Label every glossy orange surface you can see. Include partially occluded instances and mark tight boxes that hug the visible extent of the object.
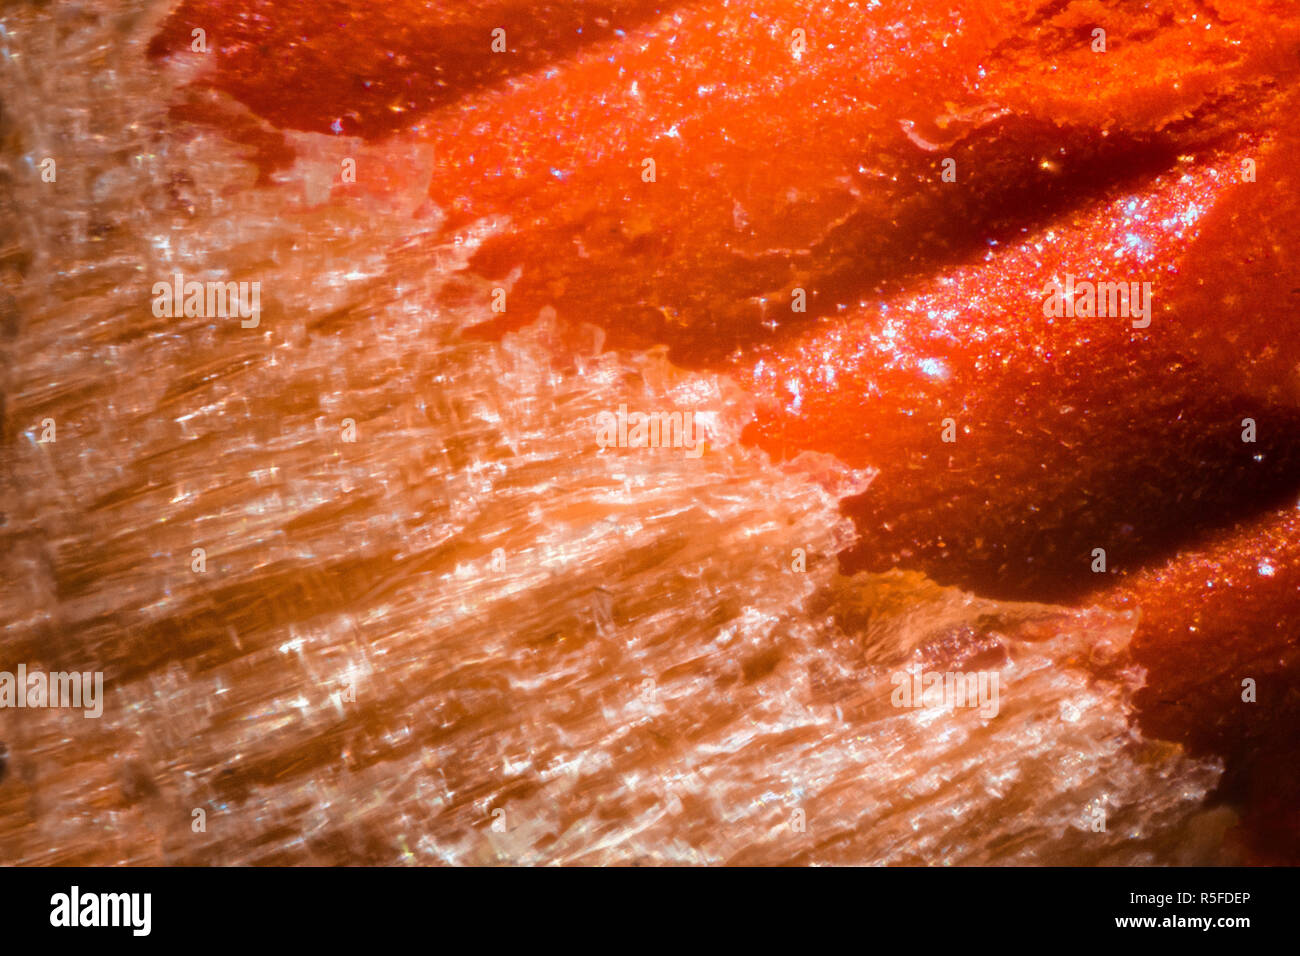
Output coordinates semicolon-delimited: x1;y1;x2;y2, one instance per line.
739;137;1300;603
1110;503;1300;863
152;2;1300;363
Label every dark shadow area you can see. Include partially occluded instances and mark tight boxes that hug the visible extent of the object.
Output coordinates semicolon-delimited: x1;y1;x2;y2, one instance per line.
836;352;1300;606
148;0;692;139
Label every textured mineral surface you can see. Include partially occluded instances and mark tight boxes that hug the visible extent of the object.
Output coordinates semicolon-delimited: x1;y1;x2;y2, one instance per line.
1;0;1296;864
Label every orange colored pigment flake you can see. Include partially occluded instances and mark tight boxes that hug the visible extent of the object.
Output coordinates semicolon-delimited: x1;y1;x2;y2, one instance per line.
148;1;1300;363
1159;124;1300;406
427;0;1300;363
739;138;1300;604
1107;505;1300;862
